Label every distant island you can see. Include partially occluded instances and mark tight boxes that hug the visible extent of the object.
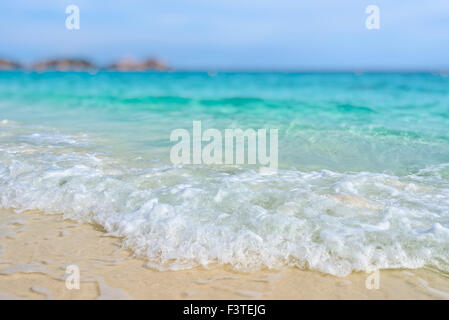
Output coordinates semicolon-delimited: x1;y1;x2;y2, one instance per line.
0;57;170;72
107;58;169;71
31;58;95;72
0;59;22;70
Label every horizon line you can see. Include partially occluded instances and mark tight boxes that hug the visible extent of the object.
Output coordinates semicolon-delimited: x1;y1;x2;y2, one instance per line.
1;69;449;74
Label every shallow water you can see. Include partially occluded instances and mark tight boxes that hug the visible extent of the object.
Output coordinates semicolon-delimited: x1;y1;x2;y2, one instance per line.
0;72;448;276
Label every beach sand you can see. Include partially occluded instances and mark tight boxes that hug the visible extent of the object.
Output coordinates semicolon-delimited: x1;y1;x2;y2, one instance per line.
0;208;448;300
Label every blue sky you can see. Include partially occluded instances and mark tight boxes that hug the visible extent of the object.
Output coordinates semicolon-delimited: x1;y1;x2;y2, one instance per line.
1;0;448;70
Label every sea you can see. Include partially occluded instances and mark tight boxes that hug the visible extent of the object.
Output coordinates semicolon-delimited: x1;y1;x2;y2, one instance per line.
0;71;448;276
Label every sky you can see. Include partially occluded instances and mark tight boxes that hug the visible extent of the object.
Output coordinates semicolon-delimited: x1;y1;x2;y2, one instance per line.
1;0;449;71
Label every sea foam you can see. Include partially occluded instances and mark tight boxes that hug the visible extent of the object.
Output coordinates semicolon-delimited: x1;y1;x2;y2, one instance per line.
1;128;449;276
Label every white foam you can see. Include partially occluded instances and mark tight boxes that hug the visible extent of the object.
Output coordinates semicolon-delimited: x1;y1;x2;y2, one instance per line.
195;275;240;284
417;278;449;299
0;129;449;276
0;292;21;300
94;277;132;300
30;285;53;300
0;263;49;275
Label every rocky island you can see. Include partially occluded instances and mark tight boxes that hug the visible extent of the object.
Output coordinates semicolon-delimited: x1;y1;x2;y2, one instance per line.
0;59;22;70
30;58;97;72
0;57;170;72
107;58;169;71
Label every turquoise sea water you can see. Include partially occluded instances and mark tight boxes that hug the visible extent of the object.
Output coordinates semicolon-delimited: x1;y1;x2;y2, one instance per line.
0;72;448;275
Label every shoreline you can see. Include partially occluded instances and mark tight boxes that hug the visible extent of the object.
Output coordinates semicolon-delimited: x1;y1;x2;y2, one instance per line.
1;209;449;299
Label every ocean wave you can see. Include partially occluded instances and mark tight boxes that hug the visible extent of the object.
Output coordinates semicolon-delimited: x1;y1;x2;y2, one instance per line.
0;129;449;276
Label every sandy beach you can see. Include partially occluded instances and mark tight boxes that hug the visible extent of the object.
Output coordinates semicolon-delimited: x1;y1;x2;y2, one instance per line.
1;208;448;300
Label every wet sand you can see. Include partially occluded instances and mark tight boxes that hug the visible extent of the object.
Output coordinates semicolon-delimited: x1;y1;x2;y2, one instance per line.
0;209;448;300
